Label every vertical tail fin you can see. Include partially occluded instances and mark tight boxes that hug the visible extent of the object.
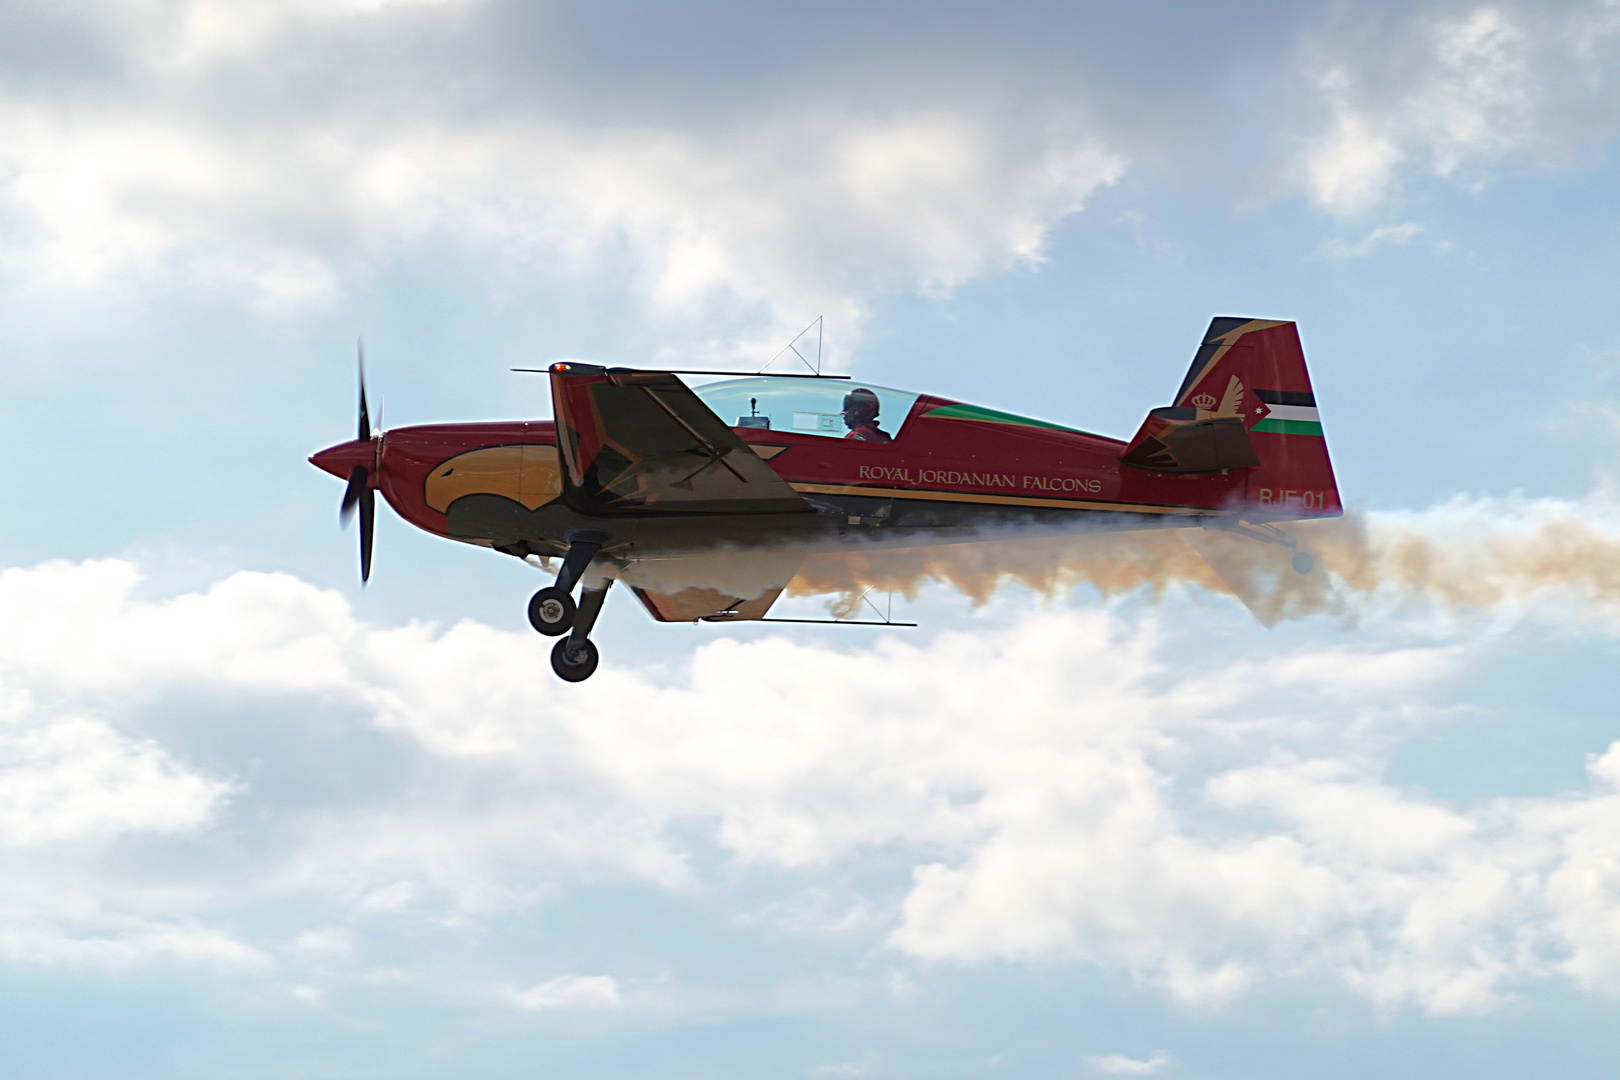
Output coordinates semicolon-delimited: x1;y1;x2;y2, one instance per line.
1180;318;1339;518
1123;318;1341;518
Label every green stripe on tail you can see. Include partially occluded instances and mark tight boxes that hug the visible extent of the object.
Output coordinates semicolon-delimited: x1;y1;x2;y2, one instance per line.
1251;418;1324;435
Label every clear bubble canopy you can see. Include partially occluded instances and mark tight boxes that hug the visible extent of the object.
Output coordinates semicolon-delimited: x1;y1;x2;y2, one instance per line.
690;376;921;438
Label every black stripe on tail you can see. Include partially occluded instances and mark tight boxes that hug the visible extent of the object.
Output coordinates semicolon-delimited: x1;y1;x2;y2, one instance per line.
1254;389;1316;407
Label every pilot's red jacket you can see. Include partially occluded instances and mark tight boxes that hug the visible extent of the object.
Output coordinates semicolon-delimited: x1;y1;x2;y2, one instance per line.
844;424;891;443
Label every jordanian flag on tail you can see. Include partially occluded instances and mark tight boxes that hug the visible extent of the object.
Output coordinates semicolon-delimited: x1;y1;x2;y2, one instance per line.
1250;389;1322;435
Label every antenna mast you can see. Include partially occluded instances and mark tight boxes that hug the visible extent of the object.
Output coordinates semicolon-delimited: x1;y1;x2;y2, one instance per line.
760;316;824;376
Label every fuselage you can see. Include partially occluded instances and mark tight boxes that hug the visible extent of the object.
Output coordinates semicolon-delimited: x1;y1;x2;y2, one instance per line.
312;380;1337;566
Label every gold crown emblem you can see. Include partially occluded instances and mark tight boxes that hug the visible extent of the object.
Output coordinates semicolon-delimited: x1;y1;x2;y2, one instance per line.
1190;393;1217;410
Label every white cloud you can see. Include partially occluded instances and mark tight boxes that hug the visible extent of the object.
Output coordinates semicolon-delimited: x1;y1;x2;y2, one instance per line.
739;889;881;935
0;919;271;970
1089;1051;1171;1075
0;3;1124;346
3;523;1620;1010
289;984;324;1006
6;0;1618;333
0;102;1122;335
1300;107;1407;215
291;927;353;958
159;0;475;71
1297;3;1620;213
509;974;622;1011
1208;759;1475;865
361;966;416;985
0;714;232;847
804;1062;873;1077
1315;222;1423;259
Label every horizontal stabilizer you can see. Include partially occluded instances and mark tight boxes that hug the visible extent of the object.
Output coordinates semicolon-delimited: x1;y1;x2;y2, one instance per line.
1121;408;1259;473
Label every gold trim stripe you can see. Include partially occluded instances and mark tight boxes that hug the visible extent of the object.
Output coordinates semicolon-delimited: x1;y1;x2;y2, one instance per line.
788;482;1224;516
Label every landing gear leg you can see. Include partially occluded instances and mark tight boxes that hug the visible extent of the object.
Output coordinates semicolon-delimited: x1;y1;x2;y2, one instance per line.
552;579;611;683
527;539;601;636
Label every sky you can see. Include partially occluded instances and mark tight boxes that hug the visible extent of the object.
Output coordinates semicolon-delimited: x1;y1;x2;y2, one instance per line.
3;1;1620;1077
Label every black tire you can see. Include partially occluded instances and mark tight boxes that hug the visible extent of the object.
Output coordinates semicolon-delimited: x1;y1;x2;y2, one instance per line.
1291;550;1314;575
551;637;599;682
528;587;576;636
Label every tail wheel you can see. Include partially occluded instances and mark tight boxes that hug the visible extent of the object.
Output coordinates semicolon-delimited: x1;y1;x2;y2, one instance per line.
1292;551;1314;574
551;638;599;682
529;587;576;636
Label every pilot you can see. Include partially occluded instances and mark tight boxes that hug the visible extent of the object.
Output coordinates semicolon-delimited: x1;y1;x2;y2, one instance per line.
842;388;891;443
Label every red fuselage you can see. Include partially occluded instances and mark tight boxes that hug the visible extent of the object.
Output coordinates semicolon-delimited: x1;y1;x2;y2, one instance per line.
312;386;1337;563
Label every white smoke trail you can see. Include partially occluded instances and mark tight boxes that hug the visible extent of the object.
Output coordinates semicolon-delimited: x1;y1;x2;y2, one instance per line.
786;497;1620;626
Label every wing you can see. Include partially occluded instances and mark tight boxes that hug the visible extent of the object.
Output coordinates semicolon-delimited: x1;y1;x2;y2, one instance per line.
549;363;813;516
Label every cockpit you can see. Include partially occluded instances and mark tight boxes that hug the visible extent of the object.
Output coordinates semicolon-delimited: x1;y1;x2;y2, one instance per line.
691;377;921;441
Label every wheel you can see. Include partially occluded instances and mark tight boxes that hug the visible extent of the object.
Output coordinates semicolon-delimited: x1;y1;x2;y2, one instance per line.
551;637;599;682
528;587;576;636
1291;550;1314;575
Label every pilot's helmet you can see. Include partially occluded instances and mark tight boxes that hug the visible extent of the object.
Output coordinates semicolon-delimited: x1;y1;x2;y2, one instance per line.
842;388;880;422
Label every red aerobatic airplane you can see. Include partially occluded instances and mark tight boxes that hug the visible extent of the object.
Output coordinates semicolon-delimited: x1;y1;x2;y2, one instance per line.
311;317;1340;681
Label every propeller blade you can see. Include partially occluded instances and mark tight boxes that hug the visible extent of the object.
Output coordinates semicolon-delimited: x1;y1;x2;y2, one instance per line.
359;486;375;583
340;464;366;526
342;340;377;583
357;338;372;441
